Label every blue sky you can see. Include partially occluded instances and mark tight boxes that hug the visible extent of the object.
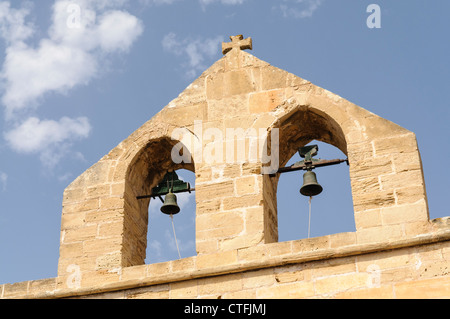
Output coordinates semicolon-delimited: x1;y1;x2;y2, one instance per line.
0;0;449;285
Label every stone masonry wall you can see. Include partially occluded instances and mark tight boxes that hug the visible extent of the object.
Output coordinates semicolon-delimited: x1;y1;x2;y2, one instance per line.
1;36;449;299
2;219;450;298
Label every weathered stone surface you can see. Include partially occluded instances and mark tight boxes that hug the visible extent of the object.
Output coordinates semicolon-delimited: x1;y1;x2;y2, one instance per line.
3;34;447;300
249;89;286;114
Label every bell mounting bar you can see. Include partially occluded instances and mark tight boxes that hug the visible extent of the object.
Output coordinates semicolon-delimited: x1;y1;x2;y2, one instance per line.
271;158;348;177
136;171;195;202
136;188;195;202
269;145;349;177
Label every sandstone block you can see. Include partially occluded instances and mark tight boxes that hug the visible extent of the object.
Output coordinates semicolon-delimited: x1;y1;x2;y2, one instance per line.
197;221;244;241
196;199;221;215
235;176;257;196
196;250;238;270
314;273;369;295
28;278;57;298
121;265;146;282
354;209;382;229
170;280;198;298
356;224;403;244
83;237;123;255
220;231;264;251
249;89;285;113
335;285;394;299
196;239;218;255
260;67;289;90
59;242;83;259
292;236;330;253
63;199;99;214
274;265;308;284
222;288;257;299
395;186;427;206
381;202;428;225
256;281;315;298
197;211;243;232
329;232;357;248
242;268;275;289
98;221;124;238
379;170;424;190
147;261;171;277
2;282;28;299
311;256;357;279
373;133;418;156
63;225;97;243
197;273;242;297
222;194;263;210
353;190;396;212
394;276;450;299
350;156;393;179
350;176;381;194
196;180;234;200
125;284;169;299
95;252;122;270
87;185;110;199
61;212;87;229
100;197;124;211
206;69;256;100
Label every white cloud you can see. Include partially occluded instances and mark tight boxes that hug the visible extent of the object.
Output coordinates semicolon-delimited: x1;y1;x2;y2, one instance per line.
0;1;34;44
140;0;245;7
0;0;144;118
162;32;223;78
2;41;98;116
96;11;143;52
139;0;181;5
4;116;92;167
148;239;163;259
278;0;323;19
199;0;246;5
0;1;143;167
0;171;7;191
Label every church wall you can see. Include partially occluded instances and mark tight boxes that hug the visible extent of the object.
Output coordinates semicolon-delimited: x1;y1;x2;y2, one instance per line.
2;220;449;298
2;36;448;299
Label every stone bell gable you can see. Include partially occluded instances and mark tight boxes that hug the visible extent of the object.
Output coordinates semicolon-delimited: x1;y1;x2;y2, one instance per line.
2;35;449;299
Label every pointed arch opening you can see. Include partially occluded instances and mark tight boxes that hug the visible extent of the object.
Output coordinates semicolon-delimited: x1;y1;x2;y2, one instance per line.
265;104;355;243
277;140;354;241
124;136;196;267
146;168;196;264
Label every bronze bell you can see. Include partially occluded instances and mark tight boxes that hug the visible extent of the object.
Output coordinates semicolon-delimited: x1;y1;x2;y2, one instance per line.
160;190;181;215
300;170;323;197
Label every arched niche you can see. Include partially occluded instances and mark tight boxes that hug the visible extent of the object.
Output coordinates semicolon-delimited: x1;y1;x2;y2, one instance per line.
123;136;195;267
277;140;354;241
260;88;429;246
261;102;350;243
146;168;197;264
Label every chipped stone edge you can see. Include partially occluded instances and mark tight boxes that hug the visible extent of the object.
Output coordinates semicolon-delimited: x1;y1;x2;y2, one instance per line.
8;227;450;299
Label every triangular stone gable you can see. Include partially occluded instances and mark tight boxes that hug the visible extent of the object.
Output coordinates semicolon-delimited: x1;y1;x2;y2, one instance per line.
58;36;429;285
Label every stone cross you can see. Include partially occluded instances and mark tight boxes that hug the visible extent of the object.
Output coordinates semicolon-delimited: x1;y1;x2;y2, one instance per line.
222;35;253;55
